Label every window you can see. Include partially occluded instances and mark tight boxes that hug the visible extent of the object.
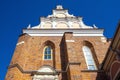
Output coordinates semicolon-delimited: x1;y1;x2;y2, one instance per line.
44;46;52;60
83;46;97;70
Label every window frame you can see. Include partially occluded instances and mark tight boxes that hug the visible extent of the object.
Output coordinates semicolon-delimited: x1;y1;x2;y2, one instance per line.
43;46;53;60
82;46;97;70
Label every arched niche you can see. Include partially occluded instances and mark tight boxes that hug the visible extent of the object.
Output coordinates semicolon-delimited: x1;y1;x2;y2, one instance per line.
72;22;80;28
43;22;52;28
33;66;59;80
56;22;68;28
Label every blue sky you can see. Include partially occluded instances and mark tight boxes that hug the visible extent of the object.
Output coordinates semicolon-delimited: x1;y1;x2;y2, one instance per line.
0;0;120;79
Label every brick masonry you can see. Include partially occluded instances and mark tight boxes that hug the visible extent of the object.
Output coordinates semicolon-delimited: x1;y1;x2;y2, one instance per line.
5;32;110;80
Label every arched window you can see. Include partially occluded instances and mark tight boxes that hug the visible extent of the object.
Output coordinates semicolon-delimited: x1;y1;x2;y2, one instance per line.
44;46;52;60
83;46;97;70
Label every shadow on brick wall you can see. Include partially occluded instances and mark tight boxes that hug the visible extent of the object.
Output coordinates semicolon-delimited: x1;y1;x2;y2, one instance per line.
96;71;109;80
60;37;68;80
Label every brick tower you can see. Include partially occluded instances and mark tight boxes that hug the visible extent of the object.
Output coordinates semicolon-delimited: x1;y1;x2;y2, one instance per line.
5;5;110;80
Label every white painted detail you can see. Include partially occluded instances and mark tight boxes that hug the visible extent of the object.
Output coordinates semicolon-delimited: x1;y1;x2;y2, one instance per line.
40;22;45;28
68;21;73;28
33;66;59;80
101;37;107;42
66;40;75;42
52;21;57;28
38;67;53;72
33;75;58;80
31;25;40;29
27;24;31;29
16;41;24;46
93;24;98;28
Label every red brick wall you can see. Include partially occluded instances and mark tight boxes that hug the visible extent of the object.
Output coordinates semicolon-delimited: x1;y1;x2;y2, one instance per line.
5;33;110;80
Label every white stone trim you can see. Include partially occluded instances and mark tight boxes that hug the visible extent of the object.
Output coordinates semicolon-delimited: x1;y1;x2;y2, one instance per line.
66;40;75;42
23;29;103;34
38;67;54;73
27;33;103;36
16;41;24;46
33;75;59;80
28;33;63;36
73;33;103;36
33;66;59;80
23;29;104;37
101;37;107;43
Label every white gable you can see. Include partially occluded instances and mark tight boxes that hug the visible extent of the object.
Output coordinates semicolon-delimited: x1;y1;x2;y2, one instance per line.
24;5;104;37
27;5;96;29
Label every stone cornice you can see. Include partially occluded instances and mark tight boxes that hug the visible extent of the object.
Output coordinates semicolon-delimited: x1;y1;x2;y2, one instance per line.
23;28;104;37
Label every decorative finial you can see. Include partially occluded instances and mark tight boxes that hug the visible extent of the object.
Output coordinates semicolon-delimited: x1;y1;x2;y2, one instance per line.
56;5;63;9
27;24;31;29
93;24;98;28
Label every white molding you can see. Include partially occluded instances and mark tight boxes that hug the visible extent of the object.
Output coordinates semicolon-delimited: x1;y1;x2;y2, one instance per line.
66;40;75;42
33;66;59;80
16;41;24;46
101;37;107;43
23;29;104;37
28;33;63;36
33;75;58;80
73;33;103;36
27;33;103;36
38;67;54;72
